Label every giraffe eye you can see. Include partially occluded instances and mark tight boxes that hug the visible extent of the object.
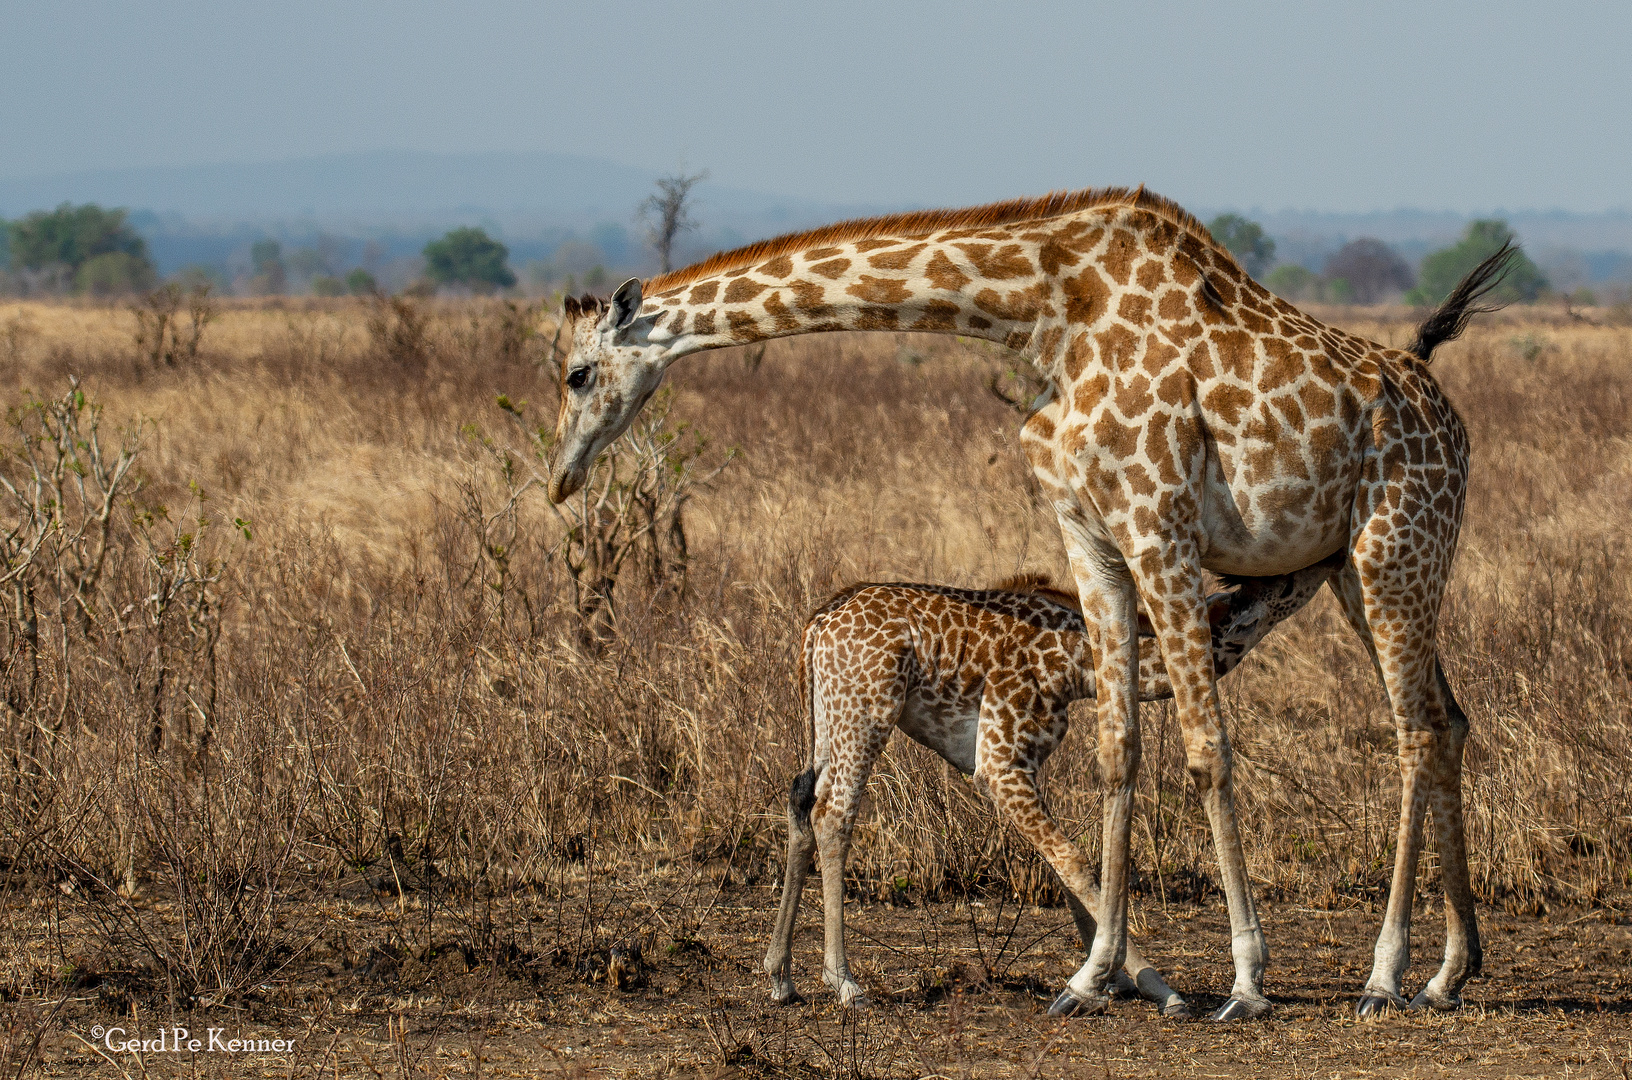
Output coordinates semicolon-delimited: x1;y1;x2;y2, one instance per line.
566;367;590;390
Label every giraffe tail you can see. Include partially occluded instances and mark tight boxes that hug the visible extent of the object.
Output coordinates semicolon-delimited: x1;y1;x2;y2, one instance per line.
1409;241;1522;362
788;613;823;838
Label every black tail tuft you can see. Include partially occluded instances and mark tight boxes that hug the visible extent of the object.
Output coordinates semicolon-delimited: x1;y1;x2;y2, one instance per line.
788;768;817;832
1408;242;1520;363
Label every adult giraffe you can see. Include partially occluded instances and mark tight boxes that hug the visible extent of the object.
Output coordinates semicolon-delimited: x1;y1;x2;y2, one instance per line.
546;187;1512;1020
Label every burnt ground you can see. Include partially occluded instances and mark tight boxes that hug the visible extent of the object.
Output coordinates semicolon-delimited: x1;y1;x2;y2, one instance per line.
10;877;1632;1079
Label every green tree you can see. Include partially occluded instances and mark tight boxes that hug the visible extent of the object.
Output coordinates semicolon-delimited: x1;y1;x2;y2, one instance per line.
1208;213;1276;278
423;227;516;292
5;203;155;293
345;267;378;296
1265;263;1318;301
1406;220;1547;305
77;252;156;296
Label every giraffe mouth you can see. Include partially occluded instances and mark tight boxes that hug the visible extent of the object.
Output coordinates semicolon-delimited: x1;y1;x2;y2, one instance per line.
548;462;587;504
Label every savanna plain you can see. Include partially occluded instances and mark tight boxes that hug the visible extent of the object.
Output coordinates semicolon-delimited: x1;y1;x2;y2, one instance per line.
0;295;1629;1078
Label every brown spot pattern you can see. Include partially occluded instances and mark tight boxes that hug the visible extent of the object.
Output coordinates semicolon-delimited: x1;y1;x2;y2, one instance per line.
724;278;769;303
868;243;927;270
925;251;971;292
846;275;913;304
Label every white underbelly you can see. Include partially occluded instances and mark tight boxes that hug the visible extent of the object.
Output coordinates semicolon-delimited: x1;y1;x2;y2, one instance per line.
1198;458;1351;576
897;692;978;775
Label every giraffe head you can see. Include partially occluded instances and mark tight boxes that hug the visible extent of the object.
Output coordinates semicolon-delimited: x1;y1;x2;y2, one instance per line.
548;278;664;502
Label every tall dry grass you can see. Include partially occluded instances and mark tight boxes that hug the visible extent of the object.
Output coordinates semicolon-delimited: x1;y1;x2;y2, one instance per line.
0;295;1627;1003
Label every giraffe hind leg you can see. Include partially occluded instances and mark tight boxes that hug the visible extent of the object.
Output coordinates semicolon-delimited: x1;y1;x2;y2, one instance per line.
764;766;819;1003
1408;658;1481;1011
1333;555;1478;1017
812;706;894;1008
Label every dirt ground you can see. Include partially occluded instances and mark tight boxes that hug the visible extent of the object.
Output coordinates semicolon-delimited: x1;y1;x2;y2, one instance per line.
14;877;1632;1079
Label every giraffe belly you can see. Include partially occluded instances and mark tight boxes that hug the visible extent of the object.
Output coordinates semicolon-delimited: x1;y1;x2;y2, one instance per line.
1198;465;1351;576
897;691;978;775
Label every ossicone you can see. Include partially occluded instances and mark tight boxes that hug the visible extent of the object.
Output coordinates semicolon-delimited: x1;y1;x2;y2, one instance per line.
561;293;611;322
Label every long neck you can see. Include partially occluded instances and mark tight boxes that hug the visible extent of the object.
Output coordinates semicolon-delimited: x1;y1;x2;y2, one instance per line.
633;228;1079;361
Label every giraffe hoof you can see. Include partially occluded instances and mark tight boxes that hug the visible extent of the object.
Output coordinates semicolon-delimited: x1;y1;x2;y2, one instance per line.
1408;987;1462;1012
1356;990;1409;1017
770;985;804;1006
1210;995;1271;1021
1160;999;1195;1021
1047;988;1109;1017
838;986;871;1010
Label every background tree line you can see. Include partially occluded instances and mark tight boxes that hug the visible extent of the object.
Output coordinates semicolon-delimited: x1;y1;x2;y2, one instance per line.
0;195;1561;307
1210;213;1549;306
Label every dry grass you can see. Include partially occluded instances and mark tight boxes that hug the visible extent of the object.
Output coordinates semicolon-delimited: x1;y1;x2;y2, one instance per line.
0;295;1628;1075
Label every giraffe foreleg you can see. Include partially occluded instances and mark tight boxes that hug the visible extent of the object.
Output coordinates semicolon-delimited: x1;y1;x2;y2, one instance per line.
975;731;1192;1019
1140;557;1271;1021
1051;526;1144;1014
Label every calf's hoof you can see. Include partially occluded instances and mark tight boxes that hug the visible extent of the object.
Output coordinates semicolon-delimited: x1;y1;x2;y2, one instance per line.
1408;986;1462;1012
1047;988;1109;1018
1109;970;1142;1000
1356;989;1409;1018
1211;994;1271;1021
1160;998;1195;1020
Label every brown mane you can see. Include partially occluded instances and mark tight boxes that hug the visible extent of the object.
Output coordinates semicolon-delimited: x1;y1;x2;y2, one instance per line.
643;185;1222;296
994;573;1164;636
992;572;1082;613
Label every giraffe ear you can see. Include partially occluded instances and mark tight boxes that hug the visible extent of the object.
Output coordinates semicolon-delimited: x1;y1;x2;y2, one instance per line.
607;278;644;331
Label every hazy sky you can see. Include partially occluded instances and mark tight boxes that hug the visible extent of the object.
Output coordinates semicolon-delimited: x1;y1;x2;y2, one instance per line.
3;0;1627;213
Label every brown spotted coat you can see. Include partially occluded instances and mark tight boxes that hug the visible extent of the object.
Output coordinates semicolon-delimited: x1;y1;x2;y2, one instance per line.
765;558;1338;1011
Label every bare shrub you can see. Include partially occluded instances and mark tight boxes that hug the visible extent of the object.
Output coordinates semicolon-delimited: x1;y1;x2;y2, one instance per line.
471;385;737;645
132;283;217;368
0;379;141;753
365;292;431;377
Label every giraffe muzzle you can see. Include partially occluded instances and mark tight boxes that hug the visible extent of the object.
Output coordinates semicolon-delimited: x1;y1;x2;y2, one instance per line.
548;461;587;503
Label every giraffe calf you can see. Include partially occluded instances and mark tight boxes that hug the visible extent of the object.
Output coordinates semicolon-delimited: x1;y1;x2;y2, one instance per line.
764;553;1342;1015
